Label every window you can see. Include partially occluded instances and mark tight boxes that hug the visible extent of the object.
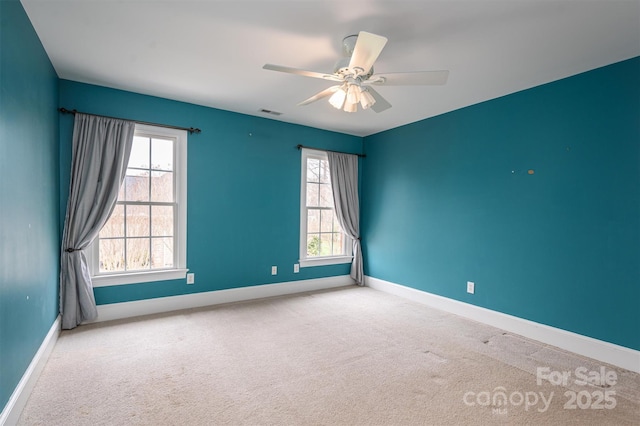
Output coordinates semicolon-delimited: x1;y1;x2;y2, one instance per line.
89;124;187;286
299;148;352;267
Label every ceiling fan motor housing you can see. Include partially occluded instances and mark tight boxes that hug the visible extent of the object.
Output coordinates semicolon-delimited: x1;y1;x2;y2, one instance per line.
333;58;373;81
334;34;374;81
341;34;358;56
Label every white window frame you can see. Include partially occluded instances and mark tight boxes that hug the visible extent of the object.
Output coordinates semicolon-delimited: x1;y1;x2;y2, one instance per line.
299;148;352;268
88;124;188;287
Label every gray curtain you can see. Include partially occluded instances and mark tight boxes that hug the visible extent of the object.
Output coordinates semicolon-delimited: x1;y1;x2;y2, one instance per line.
60;113;135;329
327;151;363;285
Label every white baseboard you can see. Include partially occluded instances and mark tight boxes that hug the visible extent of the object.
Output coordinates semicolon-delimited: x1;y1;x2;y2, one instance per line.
1;315;61;426
365;276;640;374
91;275;355;323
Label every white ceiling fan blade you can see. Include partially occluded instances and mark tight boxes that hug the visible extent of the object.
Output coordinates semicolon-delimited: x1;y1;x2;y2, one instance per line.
298;86;342;106
263;64;342;81
348;31;388;75
367;87;392;113
369;70;449;86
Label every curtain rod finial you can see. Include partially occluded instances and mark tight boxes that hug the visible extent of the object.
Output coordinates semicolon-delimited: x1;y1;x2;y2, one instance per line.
58;107;77;115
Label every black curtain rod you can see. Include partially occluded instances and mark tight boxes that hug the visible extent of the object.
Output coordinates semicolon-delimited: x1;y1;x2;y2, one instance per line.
297;144;366;158
58;108;201;134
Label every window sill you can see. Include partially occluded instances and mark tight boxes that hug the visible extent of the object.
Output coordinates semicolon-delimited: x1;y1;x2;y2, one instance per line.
299;256;353;268
91;268;188;287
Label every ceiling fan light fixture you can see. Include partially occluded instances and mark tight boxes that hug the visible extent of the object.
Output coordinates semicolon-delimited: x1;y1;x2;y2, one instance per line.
343;100;358;113
328;87;347;109
359;87;376;110
346;84;361;105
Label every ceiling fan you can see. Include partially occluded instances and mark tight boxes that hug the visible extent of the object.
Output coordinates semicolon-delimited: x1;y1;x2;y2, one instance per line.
263;31;449;113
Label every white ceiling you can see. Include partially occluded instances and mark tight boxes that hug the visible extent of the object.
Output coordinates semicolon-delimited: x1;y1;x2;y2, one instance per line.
21;0;640;137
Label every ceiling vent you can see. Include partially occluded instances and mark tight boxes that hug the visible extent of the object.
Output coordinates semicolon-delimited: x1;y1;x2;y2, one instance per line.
259;108;282;116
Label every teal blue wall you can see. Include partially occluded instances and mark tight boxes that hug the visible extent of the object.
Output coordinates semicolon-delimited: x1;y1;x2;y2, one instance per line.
0;0;60;410
59;80;363;305
362;57;640;350
2;0;637;411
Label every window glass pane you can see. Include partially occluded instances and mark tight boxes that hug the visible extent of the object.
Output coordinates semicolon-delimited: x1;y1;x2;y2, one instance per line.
307;234;320;257
319;183;333;207
126;238;150;270
100;205;125;238
99;238;124;272
319;159;330;183
320;209;334;232
320;233;333;256
151;138;173;171
126;205;150;237
332;232;344;256
307;209;320;233
151;206;173;236
333;215;343;233
124;169;149;202
129;136;150;169
306;182;319;207
151;237;173;269
307;158;320;183
151;171;174;202
118;181;125;200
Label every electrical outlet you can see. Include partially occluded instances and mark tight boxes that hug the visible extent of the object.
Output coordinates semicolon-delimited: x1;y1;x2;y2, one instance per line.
294;264;300;273
467;281;475;294
271;266;277;275
187;273;195;284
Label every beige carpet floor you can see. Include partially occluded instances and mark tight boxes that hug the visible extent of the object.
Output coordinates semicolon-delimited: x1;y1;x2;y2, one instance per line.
17;286;640;425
